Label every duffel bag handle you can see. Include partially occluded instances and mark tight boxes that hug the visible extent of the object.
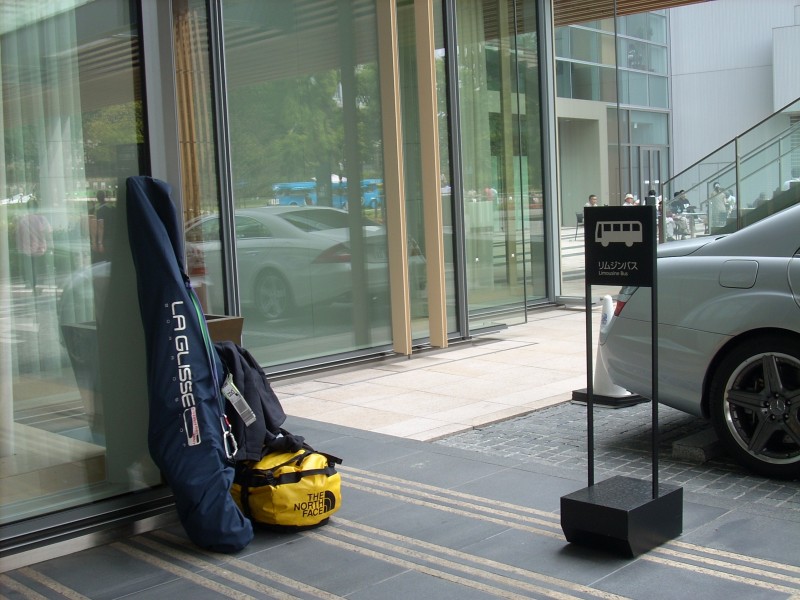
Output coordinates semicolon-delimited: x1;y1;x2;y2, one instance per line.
235;447;342;488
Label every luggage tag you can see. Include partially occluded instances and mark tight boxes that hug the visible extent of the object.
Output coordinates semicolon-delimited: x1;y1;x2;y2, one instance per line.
221;374;257;427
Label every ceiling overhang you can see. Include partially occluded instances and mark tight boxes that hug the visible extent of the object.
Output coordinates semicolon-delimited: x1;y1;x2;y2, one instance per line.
553;0;712;27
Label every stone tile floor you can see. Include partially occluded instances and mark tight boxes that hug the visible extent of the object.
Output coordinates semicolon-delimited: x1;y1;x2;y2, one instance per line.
3;306;799;598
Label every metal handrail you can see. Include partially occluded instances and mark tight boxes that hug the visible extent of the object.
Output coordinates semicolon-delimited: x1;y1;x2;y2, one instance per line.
662;98;800;196
659;96;800;242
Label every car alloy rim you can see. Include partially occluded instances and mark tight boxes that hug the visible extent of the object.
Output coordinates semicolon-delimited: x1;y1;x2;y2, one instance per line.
723;351;800;464
258;274;287;319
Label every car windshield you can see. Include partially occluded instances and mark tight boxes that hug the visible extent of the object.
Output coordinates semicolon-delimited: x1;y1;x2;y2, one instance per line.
185;216;220;243
235;216;272;238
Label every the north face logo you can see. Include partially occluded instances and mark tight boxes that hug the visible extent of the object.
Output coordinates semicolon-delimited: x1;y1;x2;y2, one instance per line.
323;490;336;512
294;490;336;517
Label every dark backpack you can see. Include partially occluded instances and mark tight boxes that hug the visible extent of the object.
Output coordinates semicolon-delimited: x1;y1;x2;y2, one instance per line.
214;341;291;461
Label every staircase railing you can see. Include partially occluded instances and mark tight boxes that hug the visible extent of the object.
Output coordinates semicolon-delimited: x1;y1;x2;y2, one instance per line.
660;97;800;241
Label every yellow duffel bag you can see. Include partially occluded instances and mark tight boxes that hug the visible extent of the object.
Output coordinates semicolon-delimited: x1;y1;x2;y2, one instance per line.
231;445;342;530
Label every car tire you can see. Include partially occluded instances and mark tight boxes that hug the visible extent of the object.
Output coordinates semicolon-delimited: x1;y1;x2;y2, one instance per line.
254;269;293;320
709;334;800;479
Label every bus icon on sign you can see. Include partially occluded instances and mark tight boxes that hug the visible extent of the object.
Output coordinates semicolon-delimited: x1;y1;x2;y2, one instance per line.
595;221;642;247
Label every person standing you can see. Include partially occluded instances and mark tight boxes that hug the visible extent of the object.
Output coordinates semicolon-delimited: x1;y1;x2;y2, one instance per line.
91;190;115;262
702;183;727;231
15;198;52;291
585;194;599;207
724;189;736;217
622;193;637;206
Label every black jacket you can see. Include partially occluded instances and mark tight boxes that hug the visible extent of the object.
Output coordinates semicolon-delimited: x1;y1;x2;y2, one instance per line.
214;341;288;461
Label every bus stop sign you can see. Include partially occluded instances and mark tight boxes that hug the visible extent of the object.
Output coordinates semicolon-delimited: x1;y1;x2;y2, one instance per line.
584;206;655;287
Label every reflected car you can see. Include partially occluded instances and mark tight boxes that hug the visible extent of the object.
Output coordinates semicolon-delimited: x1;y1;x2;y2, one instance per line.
599;203;800;478
186;206;425;320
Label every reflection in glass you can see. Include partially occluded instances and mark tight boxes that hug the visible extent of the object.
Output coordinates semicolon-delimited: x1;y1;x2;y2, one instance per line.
649;75;669;109
649;13;667;44
628;71;648;105
219;0;390;366
571;64;617;103
648;44;667;75
622;13;649;40
631;111;668;145
434;5;459;335
555;27;570;57
570;28;600;63
396;1;455;339
1;0;151;526
556;8;669;296
174;0;225;316
620;109;631;143
556;60;572;97
572;63;600;100
455;0;545;329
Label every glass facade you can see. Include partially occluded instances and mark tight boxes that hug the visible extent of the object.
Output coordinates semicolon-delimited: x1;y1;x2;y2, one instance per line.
2;0;549;553
1;0;155;526
396;0;457;339
554;9;671;297
10;0;783;567
184;0;392;367
178;0;547;350
455;0;546;330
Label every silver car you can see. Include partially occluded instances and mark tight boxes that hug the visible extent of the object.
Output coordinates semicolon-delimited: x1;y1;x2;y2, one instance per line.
186;206;425;320
600;203;800;478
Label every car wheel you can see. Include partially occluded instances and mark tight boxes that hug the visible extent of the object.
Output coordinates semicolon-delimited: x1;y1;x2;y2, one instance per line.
709;334;800;479
254;270;293;320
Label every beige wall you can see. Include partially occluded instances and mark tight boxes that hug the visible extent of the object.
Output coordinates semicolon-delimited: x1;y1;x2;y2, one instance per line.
556;98;610;225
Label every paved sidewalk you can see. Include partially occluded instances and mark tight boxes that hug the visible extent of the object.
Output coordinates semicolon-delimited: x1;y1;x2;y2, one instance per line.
3;306;799;598
273;306;591;441
438;400;800;521
4;415;798;598
269;302;799;519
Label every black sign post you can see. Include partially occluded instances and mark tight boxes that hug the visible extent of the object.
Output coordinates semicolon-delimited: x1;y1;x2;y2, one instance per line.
560;206;683;557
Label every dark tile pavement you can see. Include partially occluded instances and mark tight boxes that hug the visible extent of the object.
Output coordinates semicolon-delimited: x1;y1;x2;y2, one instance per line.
436;400;800;521
3;414;799;599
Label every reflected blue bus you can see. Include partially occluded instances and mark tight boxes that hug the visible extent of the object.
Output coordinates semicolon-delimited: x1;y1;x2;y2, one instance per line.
360;179;383;209
271;179;382;209
270;181;317;206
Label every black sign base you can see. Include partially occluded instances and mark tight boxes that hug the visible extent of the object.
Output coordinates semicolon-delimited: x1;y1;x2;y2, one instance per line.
560;475;682;557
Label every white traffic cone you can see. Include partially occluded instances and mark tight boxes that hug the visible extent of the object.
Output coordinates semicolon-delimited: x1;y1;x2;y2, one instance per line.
572;295;645;407
594;295;633;398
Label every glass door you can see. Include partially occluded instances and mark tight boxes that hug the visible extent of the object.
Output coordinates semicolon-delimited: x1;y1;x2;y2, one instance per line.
638;146;664;203
1;0;154;526
453;0;545;331
207;0;391;367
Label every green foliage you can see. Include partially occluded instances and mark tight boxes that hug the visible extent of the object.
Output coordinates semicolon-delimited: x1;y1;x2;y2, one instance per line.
83;101;144;167
228;66;383;201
